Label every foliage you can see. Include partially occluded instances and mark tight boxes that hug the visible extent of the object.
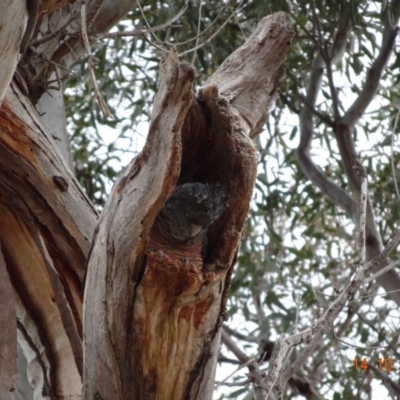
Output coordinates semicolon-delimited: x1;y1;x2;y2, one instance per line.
65;0;400;398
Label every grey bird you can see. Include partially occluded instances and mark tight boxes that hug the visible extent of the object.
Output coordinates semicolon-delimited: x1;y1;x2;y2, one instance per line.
155;183;227;243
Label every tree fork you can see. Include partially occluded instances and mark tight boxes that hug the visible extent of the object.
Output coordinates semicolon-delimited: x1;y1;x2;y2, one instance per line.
83;13;293;400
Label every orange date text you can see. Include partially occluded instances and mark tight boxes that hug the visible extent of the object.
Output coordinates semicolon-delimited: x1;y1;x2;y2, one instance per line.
353;357;393;372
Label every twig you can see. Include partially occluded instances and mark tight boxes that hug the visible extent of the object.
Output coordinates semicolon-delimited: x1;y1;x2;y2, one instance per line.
101;0;188;42
297;93;334;127
222;330;254;368
98;26;177;39
390;110;400;203
98;0;231;46
137;0;188;45
359;287;400;300
191;0;203;64
80;0;113;119
215;378;253;387
267;190;400;395
355;311;400;359
221;329;273;400
179;0;244;57
223;325;259;343
353;160;368;265
288;11;320;50
29;46;83;82
85;0;103;30
229;3;246;40
141;34;169;54
163;1;233;47
215;357;256;388
341;4;399;129
369;364;400;395
333;333;383;350
31;13;79;47
365;228;400;273
288;255;397;385
324;55;340;121
364;261;400;284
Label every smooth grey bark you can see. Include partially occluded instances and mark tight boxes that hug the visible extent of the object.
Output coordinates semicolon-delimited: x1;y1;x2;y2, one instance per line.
34;0;139;168
37;80;74;169
0;0;25;104
10;345;34;400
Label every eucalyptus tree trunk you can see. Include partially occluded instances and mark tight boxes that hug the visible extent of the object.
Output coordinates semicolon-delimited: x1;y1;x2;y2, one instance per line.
0;0;293;398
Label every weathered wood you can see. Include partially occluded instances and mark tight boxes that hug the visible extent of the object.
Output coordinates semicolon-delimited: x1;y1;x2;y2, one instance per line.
0;6;293;399
83;13;293;400
207;12;293;138
130;85;258;400
0;82;97;398
0;0;25;104
83;48;195;399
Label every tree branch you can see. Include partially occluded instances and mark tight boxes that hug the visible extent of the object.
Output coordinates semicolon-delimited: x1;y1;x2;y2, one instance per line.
266;184;400;391
221;330;272;400
341;5;400;129
297;93;334;127
80;0;113;118
296;4;400;305
369;363;400;396
331;3;400;305
296;16;356;221
223;325;259;343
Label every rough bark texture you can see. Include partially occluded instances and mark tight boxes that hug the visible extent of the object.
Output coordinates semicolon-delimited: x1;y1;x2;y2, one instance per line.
0;0;140;398
206;12;291;139
0;82;97;399
83;13;293;400
0;0;292;397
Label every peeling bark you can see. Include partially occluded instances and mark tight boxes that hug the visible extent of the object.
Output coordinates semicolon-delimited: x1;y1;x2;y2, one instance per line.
0;83;97;399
